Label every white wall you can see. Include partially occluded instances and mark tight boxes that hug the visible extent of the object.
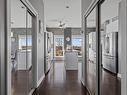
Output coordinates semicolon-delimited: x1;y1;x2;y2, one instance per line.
120;0;127;95
81;0;92;16
0;0;6;95
28;0;45;85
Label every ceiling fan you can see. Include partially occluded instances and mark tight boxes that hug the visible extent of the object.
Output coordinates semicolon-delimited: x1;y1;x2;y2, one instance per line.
49;19;66;28
59;21;66;28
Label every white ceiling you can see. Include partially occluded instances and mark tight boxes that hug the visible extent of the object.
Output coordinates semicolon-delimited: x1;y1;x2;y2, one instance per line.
11;0;121;28
43;0;81;28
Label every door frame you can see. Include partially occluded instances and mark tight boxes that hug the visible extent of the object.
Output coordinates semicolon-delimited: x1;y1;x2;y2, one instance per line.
44;31;47;74
120;0;127;95
6;0;39;95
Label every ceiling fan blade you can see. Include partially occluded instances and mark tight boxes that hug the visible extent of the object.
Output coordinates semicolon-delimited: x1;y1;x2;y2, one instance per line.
49;19;58;22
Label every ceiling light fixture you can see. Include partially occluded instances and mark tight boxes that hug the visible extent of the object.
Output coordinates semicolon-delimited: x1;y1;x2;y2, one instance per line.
59;21;66;28
21;6;25;9
66;6;69;8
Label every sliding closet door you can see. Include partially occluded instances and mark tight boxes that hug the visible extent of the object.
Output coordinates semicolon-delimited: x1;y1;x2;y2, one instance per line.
99;0;121;95
26;11;33;93
86;7;97;95
11;0;28;95
11;0;35;94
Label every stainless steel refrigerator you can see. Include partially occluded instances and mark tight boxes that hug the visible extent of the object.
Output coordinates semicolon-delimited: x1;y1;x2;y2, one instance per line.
102;32;118;74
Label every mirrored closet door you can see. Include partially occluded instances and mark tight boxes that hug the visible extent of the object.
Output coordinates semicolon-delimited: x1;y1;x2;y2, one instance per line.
99;0;121;95
26;11;33;93
86;7;97;95
11;0;34;95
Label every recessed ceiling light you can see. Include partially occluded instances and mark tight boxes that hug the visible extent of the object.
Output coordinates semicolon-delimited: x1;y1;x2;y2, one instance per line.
21;6;25;9
11;21;14;24
66;6;69;8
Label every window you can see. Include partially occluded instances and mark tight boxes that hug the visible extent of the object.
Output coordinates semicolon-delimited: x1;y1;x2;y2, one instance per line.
19;35;32;50
54;36;64;56
72;37;82;56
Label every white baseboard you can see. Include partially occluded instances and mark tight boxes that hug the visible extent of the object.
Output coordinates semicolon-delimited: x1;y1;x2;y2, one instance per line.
28;89;35;95
117;73;121;78
65;68;78;70
81;79;85;86
37;75;45;87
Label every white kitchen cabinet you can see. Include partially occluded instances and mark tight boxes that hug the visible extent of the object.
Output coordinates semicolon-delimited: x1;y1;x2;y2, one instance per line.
64;51;78;70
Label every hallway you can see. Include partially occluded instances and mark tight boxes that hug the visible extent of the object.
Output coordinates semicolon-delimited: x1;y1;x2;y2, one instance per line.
33;61;89;95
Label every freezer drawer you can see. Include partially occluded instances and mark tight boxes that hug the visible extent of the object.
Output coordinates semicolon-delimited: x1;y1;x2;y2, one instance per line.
103;55;118;74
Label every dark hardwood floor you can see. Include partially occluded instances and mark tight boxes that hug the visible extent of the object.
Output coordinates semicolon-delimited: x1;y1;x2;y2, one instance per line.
101;69;121;95
86;60;121;95
11;61;121;95
11;70;33;95
33;61;89;95
12;70;28;95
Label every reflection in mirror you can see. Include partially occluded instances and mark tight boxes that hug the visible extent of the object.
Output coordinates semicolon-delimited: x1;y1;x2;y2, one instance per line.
27;11;33;93
86;7;97;95
100;0;121;95
11;0;28;95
